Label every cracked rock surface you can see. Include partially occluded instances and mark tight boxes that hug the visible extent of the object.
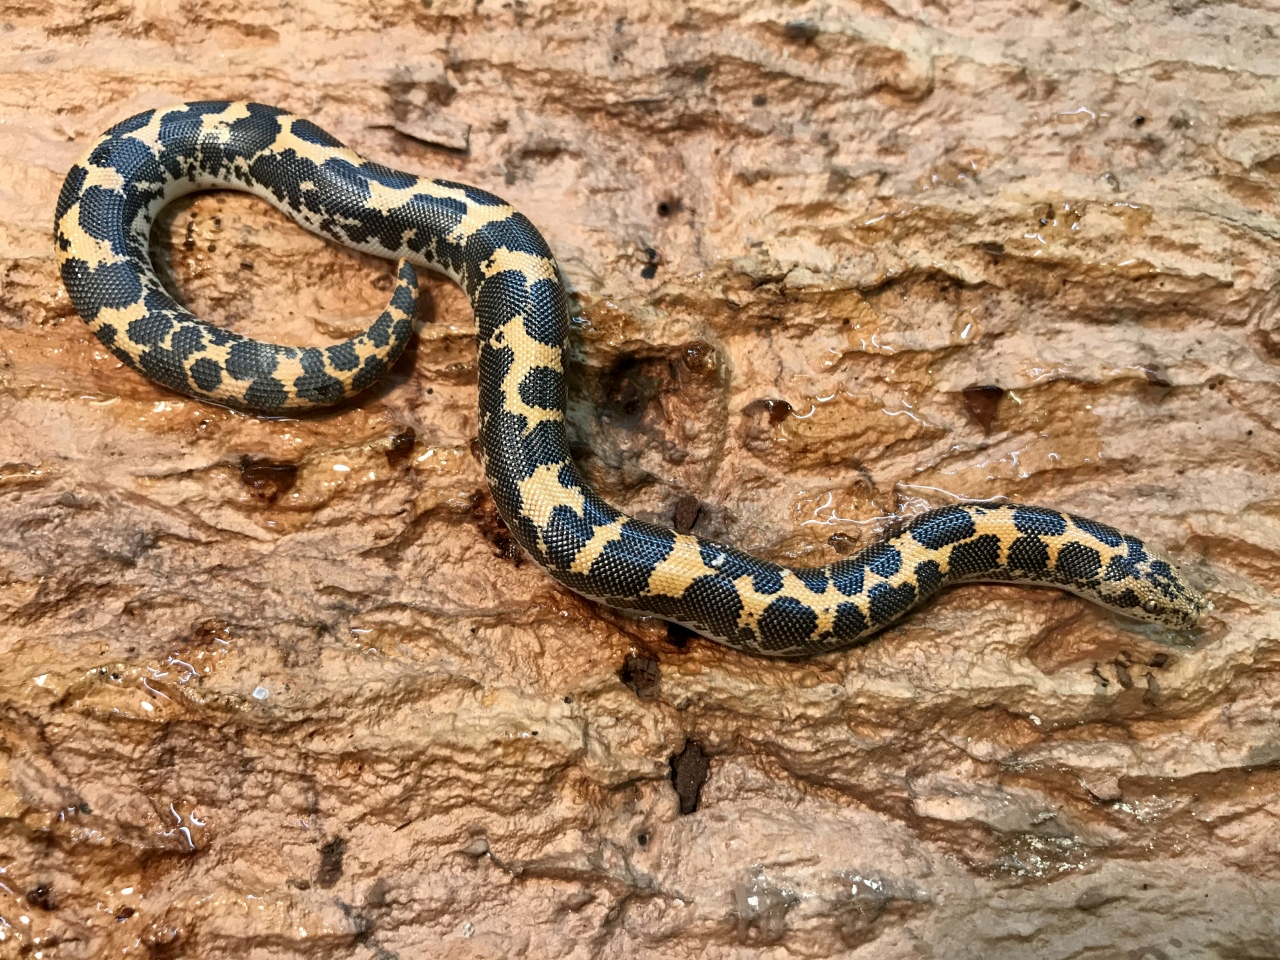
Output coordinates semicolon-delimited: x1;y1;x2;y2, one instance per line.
2;2;1279;957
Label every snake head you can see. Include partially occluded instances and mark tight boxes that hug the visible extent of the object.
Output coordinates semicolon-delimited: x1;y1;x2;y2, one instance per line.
1120;555;1208;631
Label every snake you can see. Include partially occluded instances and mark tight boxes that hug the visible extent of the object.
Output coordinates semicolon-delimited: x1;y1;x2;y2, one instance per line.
53;101;1207;656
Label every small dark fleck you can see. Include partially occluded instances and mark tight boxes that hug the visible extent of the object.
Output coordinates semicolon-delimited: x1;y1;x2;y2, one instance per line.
673;494;701;534
239;456;298;503
1114;660;1134;690
636;831;649;848
640;247;660;279
980;241;1005;260
670;740;710;815
1148;652;1171;669
239;260;255;271
784;19;820;42
619;653;661;699
26;884;56;911
752;93;768;107
116;906;136;920
1134;116;1146;126
469;490;522;563
1141;365;1173;388
744;397;793;424
666;622;697;649
365;878;390;909
962;384;1004;434
385;428;416;467
316;837;346;889
827;532;859;556
1075;888;1114;910
286;877;312;890
1143;673;1160;706
207;242;217;253
657;198;682;217
683;341;716;372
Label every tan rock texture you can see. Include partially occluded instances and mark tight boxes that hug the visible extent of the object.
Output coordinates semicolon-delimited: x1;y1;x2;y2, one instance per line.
1;1;1278;957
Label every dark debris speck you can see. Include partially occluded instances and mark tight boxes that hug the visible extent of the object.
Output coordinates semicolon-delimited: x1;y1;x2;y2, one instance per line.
239;456;298;503
25;884;56;911
316;837;346;889
961;385;1004;434
672;494;702;534
670;740;710;814
619;653;661;699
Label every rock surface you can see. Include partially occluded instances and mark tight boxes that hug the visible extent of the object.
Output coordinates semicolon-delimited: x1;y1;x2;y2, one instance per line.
2;2;1279;957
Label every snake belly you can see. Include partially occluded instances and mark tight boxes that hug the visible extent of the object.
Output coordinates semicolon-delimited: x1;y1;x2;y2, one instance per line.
53;102;1207;656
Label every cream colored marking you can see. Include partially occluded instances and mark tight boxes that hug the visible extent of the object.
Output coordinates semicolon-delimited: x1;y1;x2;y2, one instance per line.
733;584;766;633
518;461;583;531
55;200;120;272
453;202;522;243
89;296;151;347
491;310;567;437
643;534;714;597
567;518;628;575
482;248;558;282
491;313;563;370
81;162;128;193
197;101;254;137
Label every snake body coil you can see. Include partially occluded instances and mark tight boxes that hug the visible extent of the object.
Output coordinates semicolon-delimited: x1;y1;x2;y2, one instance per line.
54;102;1206;655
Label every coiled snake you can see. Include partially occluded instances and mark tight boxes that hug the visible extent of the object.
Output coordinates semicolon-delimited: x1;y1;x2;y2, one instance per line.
54;102;1206;656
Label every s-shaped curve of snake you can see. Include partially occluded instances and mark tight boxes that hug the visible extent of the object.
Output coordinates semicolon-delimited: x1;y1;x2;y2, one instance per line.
54;102;1207;656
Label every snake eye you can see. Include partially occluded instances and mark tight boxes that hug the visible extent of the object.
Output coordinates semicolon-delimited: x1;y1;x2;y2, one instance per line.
1142;599;1160;615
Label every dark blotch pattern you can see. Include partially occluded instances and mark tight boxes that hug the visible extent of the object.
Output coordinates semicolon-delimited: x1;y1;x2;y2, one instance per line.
676;576;745;645
543;504;596;570
949;534;1002;577
291;118;343;147
791;566;829;593
910;506;977;549
757;596;819;652
1007;535;1050;574
1105;556;1138;582
832;603;869;642
190;358;222;392
1056;542;1102;582
868;581;917;626
1071;515;1124;547
1012;506;1068;537
587;520;675;598
518;366;564;410
226;340;279;381
866;543;902;578
914;560;943;596
830;558;866;597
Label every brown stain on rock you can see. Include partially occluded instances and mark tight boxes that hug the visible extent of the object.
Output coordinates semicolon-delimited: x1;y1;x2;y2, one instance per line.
239;456;299;503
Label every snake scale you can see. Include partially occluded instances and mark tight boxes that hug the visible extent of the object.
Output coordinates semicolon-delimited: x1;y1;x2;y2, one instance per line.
54;102;1206;656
